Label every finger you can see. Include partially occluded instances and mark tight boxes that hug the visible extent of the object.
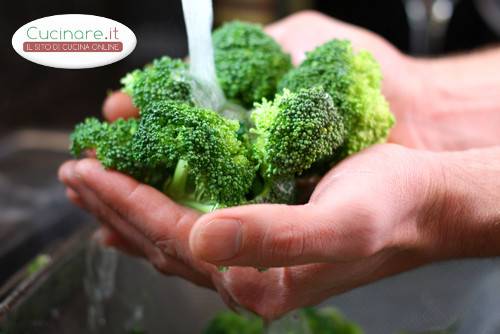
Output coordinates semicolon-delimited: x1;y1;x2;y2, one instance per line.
62;161;192;269
97;225;144;258
73;159;199;261
65;187;84;208
276;249;429;314
68;170;213;288
191;195;391;268
102;91;139;122
189;203;349;267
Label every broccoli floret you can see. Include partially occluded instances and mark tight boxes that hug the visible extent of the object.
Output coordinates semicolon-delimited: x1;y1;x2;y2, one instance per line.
70;117;166;187
302;307;364;334
121;56;192;111
204;308;363;334
278;40;394;157
70;117;139;172
213;21;292;108
204;311;263;334
70;117;104;157
249;87;345;179
133;101;256;211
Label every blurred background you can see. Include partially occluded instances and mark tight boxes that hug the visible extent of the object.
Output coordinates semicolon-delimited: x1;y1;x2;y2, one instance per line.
0;1;500;333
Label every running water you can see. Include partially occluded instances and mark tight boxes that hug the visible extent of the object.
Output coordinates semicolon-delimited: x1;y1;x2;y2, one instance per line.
181;0;226;111
85;238;118;331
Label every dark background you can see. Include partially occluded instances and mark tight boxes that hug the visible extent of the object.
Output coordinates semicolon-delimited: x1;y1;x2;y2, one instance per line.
0;0;498;132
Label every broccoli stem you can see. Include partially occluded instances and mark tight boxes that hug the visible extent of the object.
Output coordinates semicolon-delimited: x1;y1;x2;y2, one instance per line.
164;160;221;213
177;199;219;213
166;159;190;198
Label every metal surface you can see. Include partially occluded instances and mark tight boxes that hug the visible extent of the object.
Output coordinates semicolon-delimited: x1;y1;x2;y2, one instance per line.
0;130;86;284
0;227;227;334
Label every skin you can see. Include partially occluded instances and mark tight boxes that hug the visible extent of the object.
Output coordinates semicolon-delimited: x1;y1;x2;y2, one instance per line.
59;10;500;320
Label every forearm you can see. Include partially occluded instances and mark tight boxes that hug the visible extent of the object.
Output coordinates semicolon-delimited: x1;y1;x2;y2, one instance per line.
408;48;500;149
425;146;500;259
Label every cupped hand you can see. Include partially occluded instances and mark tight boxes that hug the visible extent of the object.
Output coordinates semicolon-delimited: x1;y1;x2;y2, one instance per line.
60;93;452;319
59;144;448;320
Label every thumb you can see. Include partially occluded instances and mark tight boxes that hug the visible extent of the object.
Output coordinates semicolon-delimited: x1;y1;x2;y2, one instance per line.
189;203;339;267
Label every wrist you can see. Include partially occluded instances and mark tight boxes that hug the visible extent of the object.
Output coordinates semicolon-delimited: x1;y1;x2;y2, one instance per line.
409;53;500;150
422;147;500;259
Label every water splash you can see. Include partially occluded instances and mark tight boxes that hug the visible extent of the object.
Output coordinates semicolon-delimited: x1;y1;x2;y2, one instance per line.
181;0;226;111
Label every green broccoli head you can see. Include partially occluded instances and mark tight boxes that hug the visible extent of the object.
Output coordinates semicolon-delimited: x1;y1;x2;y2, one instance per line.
203;308;363;334
133;101;256;210
70;117;105;158
204;311;263;334
70;117;165;187
70;117;138;172
121;56;192;111
213;21;292;108
302;307;364;334
278;39;394;157
250;87;345;179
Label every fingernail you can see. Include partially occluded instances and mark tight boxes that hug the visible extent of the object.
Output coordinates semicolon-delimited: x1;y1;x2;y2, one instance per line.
195;219;242;261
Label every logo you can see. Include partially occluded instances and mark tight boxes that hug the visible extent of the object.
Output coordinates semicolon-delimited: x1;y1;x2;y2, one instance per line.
12;14;136;69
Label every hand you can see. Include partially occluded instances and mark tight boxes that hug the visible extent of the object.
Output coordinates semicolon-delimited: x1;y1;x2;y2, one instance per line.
59;123;459;320
61;92;500;318
60;13;500;318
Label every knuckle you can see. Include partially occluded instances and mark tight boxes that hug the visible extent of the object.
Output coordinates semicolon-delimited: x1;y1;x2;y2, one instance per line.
263;223;305;263
348;208;384;257
332;200;386;259
154;238;178;258
147;248;172;275
149;211;194;256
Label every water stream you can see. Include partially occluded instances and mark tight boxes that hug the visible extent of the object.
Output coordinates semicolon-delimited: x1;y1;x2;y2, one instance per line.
181;0;226;111
85;237;118;332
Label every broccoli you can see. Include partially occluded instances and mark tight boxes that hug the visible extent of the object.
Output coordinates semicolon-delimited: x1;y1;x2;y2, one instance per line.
132;101;256;211
70;117;165;187
70;22;394;214
203;311;263;334
213;21;292;108
302;307;364;334
70;101;256;212
121;56;193;111
203;308;363;334
70;117;140;174
249;87;345;179
278;40;394;157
